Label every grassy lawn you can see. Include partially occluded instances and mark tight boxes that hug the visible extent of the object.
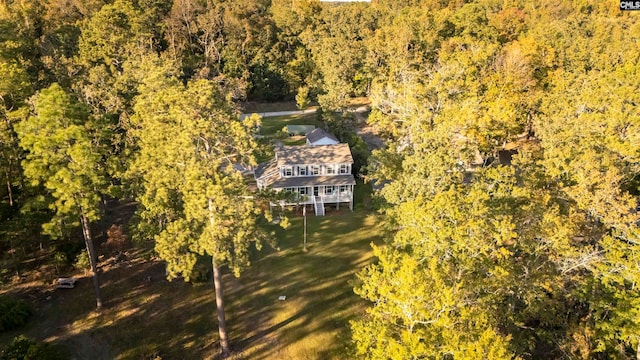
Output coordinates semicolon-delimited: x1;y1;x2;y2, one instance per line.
281;136;306;146
241;97;368;113
0;209;382;359
228;209;382;359
241;101;304;113
254;113;324;163
258;113;323;137
346;97;370;108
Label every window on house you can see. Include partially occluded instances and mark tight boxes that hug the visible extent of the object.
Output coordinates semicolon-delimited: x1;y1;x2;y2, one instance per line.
326;165;336;175
283;187;295;193
339;185;349;193
299;166;308;176
299;187;308;195
325;186;335;195
283;167;293;177
311;165;319;175
339;164;349;174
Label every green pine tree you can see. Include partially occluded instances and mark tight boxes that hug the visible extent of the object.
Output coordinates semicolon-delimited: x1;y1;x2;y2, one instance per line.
15;83;108;310
129;71;271;356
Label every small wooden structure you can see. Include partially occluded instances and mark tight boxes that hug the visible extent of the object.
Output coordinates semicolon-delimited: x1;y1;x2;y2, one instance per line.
306;128;339;146
285;125;315;136
56;278;77;289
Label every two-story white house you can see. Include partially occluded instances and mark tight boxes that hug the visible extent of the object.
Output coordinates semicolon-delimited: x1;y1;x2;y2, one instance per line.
254;143;356;215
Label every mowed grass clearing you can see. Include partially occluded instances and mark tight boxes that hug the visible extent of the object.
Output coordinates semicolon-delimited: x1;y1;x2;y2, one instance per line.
0;210;383;359
241;96;367;114
241;101;304;113
258;113;323;137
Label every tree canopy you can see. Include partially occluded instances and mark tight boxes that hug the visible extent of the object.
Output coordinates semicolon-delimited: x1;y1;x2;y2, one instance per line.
128;65;268;353
0;0;638;358
15;83;108;309
353;1;640;359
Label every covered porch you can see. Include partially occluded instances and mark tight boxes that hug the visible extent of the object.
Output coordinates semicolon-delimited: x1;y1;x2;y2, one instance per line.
270;176;356;216
277;185;354;205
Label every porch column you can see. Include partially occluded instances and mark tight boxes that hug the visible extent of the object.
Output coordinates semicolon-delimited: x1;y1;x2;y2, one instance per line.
350;185;354;211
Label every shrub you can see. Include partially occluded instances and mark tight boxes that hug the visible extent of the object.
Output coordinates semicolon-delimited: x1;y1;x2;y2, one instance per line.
0;296;31;332
191;262;211;283
274;126;289;140
53;252;67;274
296;86;310;110
0;335;68;360
54;242;83;266
74;251;90;272
104;224;130;255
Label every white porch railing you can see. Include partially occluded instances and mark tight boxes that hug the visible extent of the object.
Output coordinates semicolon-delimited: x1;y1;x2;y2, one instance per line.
272;192;353;216
277;192;352;205
319;192;352;203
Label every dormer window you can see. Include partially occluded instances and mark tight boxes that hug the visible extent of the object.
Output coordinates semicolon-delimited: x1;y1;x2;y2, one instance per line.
284;167;293;177
326;165;336;175
339;164;349;174
299;166;308;176
311;165;319;175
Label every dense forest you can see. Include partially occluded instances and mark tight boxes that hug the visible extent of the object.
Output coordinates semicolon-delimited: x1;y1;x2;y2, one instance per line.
1;0;639;359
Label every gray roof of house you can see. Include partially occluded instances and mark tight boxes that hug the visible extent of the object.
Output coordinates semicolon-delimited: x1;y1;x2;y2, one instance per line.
306;128;339;144
254;158;278;180
271;175;356;188
276;144;353;166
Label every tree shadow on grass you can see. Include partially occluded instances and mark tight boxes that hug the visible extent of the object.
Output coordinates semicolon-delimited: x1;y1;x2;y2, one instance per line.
1;255;223;359
224;211;383;359
0;210;382;360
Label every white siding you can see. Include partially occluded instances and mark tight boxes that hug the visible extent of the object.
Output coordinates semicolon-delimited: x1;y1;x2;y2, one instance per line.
308;137;340;146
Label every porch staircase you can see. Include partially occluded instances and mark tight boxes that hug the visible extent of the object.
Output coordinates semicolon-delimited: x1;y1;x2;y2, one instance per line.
313;196;325;216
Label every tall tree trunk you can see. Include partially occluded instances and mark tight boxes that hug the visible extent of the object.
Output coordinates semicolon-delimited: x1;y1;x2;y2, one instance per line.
81;214;103;310
100;195;108;238
212;257;230;356
6;176;12;206
208;198;230;356
9;238;20;277
4;164;14;206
